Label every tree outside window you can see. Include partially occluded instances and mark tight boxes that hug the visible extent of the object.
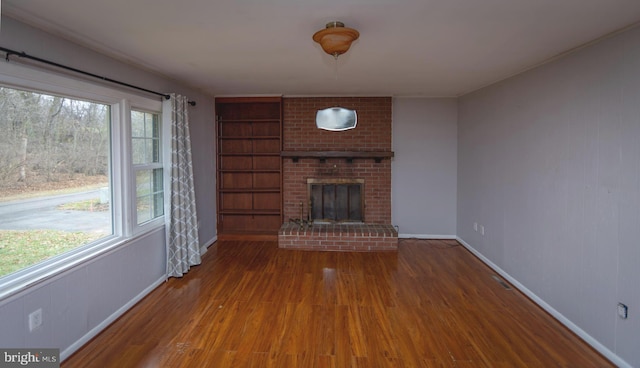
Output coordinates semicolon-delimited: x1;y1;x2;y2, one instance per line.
0;86;112;278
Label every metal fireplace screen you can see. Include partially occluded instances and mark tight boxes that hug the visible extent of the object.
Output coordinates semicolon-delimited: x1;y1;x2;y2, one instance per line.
308;179;364;222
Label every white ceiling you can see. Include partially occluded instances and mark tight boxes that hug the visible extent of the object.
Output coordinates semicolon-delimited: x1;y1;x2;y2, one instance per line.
4;0;640;97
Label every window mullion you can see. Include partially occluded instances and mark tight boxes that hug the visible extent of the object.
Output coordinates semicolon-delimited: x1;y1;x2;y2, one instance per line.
117;99;134;237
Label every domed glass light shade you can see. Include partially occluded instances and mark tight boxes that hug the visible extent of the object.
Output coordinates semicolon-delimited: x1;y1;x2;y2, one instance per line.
312;21;360;59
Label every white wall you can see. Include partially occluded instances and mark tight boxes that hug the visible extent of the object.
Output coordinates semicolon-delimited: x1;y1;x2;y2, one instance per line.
0;17;216;359
392;98;457;237
458;26;640;367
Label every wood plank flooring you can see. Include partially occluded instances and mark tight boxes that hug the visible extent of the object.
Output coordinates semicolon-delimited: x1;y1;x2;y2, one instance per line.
62;239;613;367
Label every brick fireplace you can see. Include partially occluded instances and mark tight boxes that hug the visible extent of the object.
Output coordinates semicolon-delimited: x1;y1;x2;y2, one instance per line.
278;97;398;251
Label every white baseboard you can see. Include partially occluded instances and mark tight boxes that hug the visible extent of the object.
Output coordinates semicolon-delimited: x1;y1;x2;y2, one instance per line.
60;275;165;362
455;237;630;368
200;235;218;255
399;233;457;239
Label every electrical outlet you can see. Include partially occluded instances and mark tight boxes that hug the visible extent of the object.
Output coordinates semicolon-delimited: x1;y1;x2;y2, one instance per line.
480;225;485;235
28;308;42;332
474;222;478;232
618;303;628;319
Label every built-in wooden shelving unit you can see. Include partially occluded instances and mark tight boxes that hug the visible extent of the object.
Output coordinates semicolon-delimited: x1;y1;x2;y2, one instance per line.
216;97;283;237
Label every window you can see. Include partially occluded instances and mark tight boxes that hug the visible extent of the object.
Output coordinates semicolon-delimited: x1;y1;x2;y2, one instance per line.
131;110;163;225
0;86;113;278
0;61;164;298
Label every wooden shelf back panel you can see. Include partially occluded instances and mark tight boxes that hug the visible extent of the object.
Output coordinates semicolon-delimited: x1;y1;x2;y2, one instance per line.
220;122;252;137
253;173;281;188
220;192;252;210
220;156;253;170
253;139;281;153
221;172;253;189
220;140;253;153
220;192;280;211
254;192;281;210
252;122;281;136
254;156;281;170
217;102;281;121
220;214;282;233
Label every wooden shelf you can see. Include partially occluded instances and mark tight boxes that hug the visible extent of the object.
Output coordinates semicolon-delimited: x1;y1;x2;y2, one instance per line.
216;96;283;235
219;152;281;156
219;136;280;140
281;150;394;163
215;96;282;104
217;233;278;241
218;119;281;123
219;169;281;173
219;209;281;215
219;188;281;193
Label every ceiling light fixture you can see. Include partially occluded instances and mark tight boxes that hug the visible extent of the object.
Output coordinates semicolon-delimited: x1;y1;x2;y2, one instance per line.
312;21;359;60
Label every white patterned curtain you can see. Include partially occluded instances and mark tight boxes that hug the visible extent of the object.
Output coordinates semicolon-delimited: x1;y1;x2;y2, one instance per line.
164;94;201;278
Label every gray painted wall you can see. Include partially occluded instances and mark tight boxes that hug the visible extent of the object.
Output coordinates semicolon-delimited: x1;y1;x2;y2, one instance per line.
0;17;216;359
391;98;458;238
458;26;640;366
392;98;457;237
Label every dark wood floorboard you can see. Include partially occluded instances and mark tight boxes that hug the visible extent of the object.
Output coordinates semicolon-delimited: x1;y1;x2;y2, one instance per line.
62;239;614;367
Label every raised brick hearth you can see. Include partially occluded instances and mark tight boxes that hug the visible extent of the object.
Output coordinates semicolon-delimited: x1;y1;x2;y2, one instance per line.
279;97;397;251
278;223;398;251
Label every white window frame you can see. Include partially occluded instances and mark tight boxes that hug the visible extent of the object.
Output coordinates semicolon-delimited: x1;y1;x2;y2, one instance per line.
0;61;164;300
130;108;165;232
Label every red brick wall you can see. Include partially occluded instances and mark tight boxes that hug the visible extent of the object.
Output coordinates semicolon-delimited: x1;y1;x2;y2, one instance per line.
282;97;392;223
278;223;398;251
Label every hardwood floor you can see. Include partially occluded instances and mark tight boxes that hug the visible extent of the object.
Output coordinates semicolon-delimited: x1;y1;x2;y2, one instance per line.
62;239;613;367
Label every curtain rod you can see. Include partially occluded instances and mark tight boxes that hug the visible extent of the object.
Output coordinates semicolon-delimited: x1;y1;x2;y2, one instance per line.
0;46;196;106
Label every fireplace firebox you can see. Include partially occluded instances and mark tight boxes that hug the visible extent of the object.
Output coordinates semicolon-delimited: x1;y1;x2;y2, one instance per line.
307;178;364;223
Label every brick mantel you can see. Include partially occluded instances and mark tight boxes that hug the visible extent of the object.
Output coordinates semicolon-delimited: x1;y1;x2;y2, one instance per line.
281;150;394;163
